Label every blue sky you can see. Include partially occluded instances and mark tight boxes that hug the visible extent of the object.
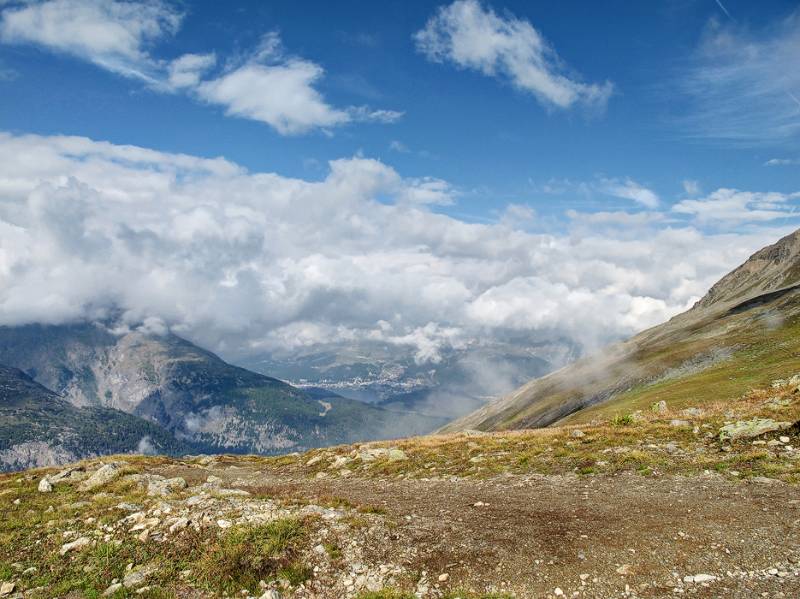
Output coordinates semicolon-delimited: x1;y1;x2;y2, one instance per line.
0;0;799;365
1;0;798;226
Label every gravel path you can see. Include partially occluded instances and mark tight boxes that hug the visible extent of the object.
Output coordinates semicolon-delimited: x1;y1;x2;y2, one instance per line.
158;462;800;598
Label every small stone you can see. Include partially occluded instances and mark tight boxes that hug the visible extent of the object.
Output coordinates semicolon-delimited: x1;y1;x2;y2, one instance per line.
38;478;53;493
554;588;564;597
259;591;281;599
388;448;407;462
123;568;151;588
147;477;186;497
438;573;449;582
102;583;123;596
616;564;632;575
60;536;91;555
780;436;791;443
570;430;585;438
670;419;690;427
169;517;189;533
217;519;232;529
0;582;15;596
684;574;716;583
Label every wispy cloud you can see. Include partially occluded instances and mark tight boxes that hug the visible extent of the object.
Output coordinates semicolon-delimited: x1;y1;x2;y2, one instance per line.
673;188;800;224
0;0;401;135
714;0;733;21
765;158;800;166
414;0;613;112
599;177;660;209
675;11;800;145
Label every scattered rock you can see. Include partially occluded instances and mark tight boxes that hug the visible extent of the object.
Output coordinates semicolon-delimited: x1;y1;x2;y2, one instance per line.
37;478;52;493
684;574;716;584
388;448;407;462
123;567;153;589
719;419;792;442
79;464;121;491
147;477;187;497
670;419;690;427
652;400;668;414
438;573;449;582
0;582;15;596
570;430;585;438
102;583;122;596
60;536;91;555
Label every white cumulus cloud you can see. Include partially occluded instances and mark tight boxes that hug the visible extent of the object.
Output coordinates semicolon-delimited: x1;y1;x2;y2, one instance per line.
414;0;613;111
0;1;400;135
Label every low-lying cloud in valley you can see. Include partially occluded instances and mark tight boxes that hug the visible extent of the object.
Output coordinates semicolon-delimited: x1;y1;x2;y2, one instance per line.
0;132;796;370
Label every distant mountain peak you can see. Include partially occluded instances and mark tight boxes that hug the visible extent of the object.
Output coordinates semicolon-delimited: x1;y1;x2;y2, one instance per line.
695;227;800;311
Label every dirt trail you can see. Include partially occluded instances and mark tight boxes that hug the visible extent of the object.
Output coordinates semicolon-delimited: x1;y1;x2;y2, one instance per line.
157;461;800;598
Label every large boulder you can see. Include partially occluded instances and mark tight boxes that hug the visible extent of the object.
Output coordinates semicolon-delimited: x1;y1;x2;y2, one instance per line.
719;418;792;442
78;464;122;491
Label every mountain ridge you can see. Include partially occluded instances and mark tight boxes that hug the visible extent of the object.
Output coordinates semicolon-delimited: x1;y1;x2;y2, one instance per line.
443;227;800;433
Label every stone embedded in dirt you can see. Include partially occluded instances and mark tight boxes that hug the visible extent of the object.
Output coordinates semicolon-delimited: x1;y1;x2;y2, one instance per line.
38;478;52;493
683;573;716;583
78;464;121;491
438;573;449;582
718;418;792;442
0;581;15;596
59;536;91;555
780;436;791;443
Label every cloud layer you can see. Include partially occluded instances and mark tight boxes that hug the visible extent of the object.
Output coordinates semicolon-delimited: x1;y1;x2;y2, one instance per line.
0;0;400;135
0;132;794;366
414;0;613;111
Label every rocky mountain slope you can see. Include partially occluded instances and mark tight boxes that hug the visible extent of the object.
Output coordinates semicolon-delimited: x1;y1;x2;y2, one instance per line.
443;228;800;433
0;364;190;471
0;324;444;462
1;373;798;598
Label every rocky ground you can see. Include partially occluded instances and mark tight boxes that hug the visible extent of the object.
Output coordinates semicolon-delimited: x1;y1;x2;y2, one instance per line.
1;379;800;598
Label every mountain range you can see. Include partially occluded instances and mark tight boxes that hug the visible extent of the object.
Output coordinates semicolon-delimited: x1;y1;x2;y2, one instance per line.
0;324;445;470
